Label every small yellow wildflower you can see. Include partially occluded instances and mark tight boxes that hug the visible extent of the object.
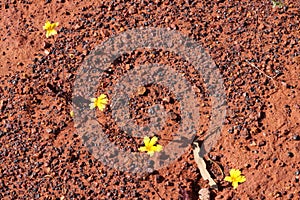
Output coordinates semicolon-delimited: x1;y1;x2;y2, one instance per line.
138;136;163;157
43;21;59;38
224;169;246;189
90;94;109;111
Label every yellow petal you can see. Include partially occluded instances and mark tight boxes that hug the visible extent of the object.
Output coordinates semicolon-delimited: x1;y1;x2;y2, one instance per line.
43;21;51;30
152;144;163;152
98;99;108;106
89;103;96;109
100;98;109;104
138;147;147;152
143;136;150;146
45;29;57;38
149;136;158;146
224;176;233;182
236;175;246;183
98;94;108;105
46;31;50;38
97;103;106;111
147;151;155;157
230;169;241;178
232;182;239;189
90;98;97;102
99;94;107;99
49;29;57;36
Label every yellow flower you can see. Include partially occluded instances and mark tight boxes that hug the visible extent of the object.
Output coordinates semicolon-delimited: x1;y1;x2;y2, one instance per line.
43;21;59;38
90;94;109;111
224;169;246;189
138;136;163;156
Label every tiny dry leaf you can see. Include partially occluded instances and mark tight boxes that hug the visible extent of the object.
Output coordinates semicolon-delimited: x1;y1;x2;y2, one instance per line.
193;142;218;189
198;188;210;200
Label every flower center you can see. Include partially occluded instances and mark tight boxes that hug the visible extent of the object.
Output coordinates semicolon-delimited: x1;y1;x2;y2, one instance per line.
232;177;237;182
146;144;152;151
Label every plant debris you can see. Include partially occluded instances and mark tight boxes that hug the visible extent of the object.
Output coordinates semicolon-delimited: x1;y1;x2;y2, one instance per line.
193;142;218;190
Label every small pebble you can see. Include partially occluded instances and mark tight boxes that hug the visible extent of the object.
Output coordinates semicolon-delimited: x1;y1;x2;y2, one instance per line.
46;128;52;133
287;152;294;158
292;135;300;140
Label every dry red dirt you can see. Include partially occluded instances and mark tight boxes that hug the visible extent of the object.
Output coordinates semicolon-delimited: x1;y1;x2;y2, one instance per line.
0;0;299;199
